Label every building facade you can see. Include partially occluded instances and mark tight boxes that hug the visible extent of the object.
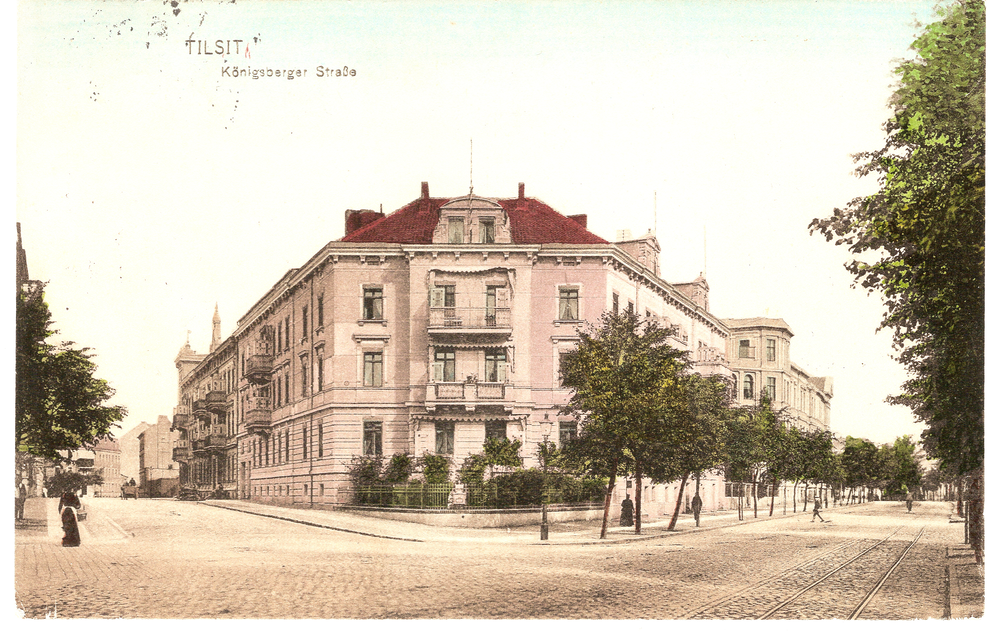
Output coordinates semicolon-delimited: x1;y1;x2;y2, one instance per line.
138;416;180;497
721;317;833;433
171;182;825;514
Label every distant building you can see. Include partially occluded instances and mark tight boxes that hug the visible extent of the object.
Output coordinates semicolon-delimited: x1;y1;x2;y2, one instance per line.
119;422;151;485
721;317;833;433
89;438;121;497
138;416;180;497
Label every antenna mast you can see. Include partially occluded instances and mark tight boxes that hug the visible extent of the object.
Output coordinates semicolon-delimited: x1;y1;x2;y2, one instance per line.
469;139;474;195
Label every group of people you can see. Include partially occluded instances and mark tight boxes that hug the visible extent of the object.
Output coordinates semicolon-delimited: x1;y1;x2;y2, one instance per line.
619;491;705;528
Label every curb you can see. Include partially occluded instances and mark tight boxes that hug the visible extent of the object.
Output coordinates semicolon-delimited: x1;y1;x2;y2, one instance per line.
198;501;425;542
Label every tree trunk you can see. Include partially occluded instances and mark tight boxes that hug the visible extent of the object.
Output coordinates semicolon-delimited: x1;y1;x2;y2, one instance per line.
634;463;643;535
666;472;690;530
956;478;964;517
769;474;777;516
752;474;758;518
599;456;620;540
802;483;809;513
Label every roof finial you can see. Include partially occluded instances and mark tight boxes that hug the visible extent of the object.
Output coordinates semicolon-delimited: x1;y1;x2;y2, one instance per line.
653;191;657;238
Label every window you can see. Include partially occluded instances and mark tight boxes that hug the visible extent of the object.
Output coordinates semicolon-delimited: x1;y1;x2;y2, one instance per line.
317;422;324;457
284;373;290;404
275;376;281;408
766;377;776;400
627;301;634;314
363;288;383;320
433;349;456;382
431;285;456;308
300;355;308;397
303;425;309;459
302;306;309;339
484;349;507;383
435;422;454;454
485;421;506;442
316;294;324;330
285;429;290;462
766;339;776;362
559;288;579;320
559;352;572;386
612;292;619;314
285;316;291;349
559;421;577;445
485;286;504;325
743;374;755;400
448;217;464;243
276;322;282;352
363;352;383;387
316;346;325;390
738;339;752;359
479;217;495;243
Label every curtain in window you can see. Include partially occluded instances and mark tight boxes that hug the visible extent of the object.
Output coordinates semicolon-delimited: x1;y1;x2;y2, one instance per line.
435;423;454;454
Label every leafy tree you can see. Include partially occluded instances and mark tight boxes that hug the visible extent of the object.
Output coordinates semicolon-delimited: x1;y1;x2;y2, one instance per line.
560;310;688;538
44;469;103;497
809;0;984;548
884;436;923;496
16;286;126;461
725;394;783;519
483;437;523;478
841;436;884;503
660;373;732;530
458;453;489;485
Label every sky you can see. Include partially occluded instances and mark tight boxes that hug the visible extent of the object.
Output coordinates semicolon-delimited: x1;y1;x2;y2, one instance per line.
16;0;949;446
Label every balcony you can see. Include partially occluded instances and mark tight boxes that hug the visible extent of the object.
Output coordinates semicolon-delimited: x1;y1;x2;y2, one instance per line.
192;434;227;454
244;354;273;385
428;307;511;339
244;397;272;434
172;412;190;430
425;381;511;412
206;390;229;414
173;440;191;462
192;399;209;420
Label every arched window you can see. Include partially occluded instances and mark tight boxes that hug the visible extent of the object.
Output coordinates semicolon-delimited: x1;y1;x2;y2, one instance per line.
743;374;755;400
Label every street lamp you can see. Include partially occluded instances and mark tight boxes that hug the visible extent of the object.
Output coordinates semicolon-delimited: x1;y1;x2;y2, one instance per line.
540;433;550;540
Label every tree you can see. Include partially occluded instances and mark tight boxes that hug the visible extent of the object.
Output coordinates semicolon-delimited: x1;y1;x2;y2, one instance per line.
16;285;126;461
44;469;104;497
808;0;984;553
560;310;688;538
724;394;783;519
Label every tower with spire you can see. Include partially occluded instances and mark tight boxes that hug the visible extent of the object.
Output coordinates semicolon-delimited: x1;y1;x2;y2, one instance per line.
210;304;221;353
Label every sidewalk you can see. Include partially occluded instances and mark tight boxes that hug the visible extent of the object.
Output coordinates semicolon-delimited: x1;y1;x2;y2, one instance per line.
199;498;810;545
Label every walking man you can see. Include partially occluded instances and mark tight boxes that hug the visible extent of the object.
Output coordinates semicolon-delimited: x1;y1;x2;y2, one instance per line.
905;489;914;513
691;491;703;527
811;496;827;523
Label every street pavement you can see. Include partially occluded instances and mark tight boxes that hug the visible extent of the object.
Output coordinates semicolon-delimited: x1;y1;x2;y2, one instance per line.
14;496;982;620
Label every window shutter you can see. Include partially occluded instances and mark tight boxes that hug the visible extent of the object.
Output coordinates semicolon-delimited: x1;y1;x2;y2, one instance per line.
495;287;509;307
432;362;444;382
497;362;507;383
430;288;445;308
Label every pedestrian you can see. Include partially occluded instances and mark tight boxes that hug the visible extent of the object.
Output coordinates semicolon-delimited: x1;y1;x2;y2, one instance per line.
691;491;703;527
811;496;826;523
58;489;82;547
620;494;634;527
905;489;914;513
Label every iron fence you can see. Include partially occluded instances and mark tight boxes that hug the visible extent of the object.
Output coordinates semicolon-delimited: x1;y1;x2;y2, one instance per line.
353;483;454;508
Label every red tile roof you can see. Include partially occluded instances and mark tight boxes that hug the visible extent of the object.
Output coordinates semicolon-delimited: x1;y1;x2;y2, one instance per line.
340;194;608;245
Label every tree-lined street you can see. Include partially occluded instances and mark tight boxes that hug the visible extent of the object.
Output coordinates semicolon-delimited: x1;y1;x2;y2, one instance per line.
15;497;975;619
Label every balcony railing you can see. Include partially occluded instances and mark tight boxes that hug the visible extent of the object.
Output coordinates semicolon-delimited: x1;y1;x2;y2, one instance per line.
172;413;190;430
173;441;191;462
244;397;271;433
244;354;273;384
206;390;229;414
192;434;227;454
429;307;511;330
426;381;510;411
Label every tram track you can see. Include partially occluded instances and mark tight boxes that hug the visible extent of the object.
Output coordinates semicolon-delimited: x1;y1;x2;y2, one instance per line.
685;525;925;620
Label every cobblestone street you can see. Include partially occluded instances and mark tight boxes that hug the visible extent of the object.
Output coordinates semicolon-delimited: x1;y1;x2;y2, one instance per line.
14;498;975;619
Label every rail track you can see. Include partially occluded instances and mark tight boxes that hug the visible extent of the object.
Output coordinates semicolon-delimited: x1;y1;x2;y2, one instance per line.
684;525;925;620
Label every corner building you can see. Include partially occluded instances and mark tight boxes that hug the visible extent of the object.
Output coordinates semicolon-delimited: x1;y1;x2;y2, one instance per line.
174;183;742;506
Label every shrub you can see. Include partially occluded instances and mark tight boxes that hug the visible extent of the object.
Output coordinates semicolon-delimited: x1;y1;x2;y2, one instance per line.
384;453;414;484
458;453;488;484
421;453;451;484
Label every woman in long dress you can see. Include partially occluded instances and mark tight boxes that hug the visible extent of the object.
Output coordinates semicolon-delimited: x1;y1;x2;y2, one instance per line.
58;490;82;547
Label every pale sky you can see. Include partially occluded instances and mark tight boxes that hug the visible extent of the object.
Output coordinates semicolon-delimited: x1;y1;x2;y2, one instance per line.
16;0;947;446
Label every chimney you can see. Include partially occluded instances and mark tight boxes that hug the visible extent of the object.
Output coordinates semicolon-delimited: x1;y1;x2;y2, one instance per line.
568;214;588;228
518;182;525;200
344;209;384;235
421;182;429;199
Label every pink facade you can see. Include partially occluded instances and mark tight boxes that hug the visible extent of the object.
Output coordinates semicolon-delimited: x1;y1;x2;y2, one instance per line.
171;183;821;514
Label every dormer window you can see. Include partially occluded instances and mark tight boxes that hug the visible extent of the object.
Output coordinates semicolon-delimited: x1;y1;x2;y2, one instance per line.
479;218;495;243
448;217;464;244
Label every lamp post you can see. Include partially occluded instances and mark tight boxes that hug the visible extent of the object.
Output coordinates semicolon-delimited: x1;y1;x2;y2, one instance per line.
540;433;550;540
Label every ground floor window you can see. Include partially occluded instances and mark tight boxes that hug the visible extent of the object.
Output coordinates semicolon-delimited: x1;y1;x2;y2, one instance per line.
485;421;506;442
363;420;383;455
435;422;454;454
559;421;577;445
